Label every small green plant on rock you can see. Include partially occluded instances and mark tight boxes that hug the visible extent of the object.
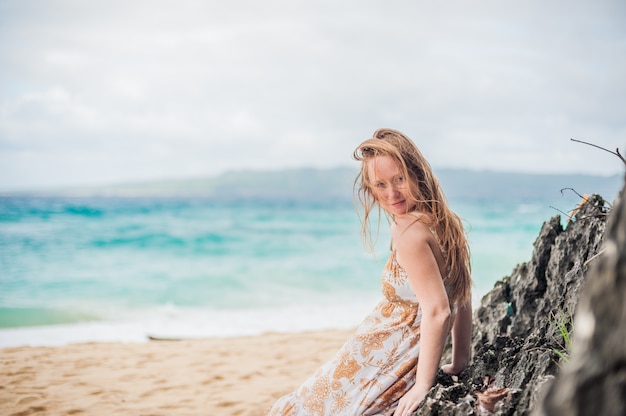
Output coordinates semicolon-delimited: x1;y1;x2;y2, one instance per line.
550;309;573;365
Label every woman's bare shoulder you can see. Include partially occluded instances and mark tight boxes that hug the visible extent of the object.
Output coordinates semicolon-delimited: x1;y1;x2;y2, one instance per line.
393;213;435;249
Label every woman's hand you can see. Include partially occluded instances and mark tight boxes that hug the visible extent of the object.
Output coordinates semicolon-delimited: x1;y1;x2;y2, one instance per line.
394;384;429;416
442;298;472;377
441;362;467;375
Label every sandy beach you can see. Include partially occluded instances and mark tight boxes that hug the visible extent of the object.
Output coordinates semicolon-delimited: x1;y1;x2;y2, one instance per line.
0;329;352;416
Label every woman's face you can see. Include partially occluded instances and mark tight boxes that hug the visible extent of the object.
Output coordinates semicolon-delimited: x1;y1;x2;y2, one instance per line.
367;155;415;216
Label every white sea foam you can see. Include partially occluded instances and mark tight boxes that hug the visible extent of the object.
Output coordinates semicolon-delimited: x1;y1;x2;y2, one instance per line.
0;296;380;348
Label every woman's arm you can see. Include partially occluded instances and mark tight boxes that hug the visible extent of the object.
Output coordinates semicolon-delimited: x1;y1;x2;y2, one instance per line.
442;297;472;375
393;222;451;415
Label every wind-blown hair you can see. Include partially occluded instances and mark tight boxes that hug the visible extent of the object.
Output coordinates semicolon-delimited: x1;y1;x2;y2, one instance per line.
353;128;472;307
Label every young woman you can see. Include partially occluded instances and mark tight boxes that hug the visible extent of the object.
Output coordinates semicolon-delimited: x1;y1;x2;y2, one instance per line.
267;128;472;416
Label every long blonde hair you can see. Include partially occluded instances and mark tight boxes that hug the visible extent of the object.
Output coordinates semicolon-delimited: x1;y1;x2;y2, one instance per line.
353;128;472;307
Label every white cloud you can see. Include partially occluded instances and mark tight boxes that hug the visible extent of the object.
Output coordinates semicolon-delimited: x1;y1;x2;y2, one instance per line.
0;0;625;190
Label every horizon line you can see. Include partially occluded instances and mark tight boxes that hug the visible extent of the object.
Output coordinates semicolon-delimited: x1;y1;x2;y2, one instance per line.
1;165;624;196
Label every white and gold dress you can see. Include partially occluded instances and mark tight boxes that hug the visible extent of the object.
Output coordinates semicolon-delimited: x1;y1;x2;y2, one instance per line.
267;249;452;416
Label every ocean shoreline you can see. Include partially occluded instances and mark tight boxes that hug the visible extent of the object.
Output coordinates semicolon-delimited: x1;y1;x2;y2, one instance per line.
0;295;381;348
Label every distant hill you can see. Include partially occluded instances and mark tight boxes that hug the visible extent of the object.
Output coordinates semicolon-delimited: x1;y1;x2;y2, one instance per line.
436;169;624;201
2;167;623;202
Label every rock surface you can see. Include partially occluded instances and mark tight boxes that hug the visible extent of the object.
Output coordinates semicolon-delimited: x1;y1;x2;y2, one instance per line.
535;175;626;416
414;187;621;415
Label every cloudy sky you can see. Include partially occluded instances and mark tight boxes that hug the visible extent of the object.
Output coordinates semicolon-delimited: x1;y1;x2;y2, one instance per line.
1;0;625;190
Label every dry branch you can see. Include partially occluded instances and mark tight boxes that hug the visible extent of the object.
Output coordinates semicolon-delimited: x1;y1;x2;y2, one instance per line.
570;138;626;166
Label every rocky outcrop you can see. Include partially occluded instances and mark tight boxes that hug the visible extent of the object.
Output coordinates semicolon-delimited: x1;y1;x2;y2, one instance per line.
535;176;626;416
414;186;622;415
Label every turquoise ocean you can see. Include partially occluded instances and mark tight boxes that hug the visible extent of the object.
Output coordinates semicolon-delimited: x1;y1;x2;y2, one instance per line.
0;171;621;347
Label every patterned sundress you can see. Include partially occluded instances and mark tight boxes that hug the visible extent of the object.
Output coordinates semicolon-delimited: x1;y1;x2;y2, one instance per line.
267;249;453;416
